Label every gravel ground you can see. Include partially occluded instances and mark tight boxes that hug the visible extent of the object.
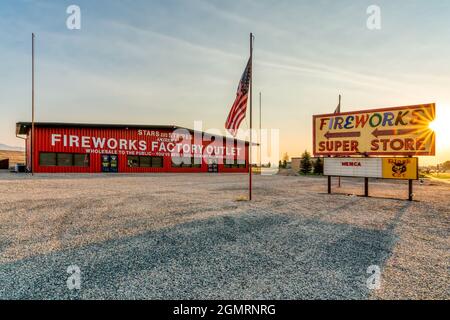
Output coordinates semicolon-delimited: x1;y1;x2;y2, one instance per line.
0;171;448;299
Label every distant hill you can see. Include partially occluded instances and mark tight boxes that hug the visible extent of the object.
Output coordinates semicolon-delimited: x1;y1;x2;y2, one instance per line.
0;143;24;151
0;150;25;167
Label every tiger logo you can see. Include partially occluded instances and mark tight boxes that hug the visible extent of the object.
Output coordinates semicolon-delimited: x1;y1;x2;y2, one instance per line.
392;160;407;177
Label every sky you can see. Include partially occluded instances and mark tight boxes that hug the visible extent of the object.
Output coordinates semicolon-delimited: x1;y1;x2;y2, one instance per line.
0;0;449;165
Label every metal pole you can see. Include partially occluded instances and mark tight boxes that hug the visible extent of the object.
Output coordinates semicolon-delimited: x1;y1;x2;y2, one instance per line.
249;33;253;201
31;33;35;176
328;176;331;194
364;177;369;197
337;94;341;188
408;155;414;201
337;94;341;113
408;180;413;201
259;91;261;170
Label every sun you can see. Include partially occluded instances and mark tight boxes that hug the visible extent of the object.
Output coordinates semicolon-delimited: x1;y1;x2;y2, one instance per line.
428;119;440;132
428;105;450;150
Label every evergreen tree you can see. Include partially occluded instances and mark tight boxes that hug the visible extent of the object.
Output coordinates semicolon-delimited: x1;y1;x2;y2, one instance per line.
313;157;323;175
442;160;450;171
281;152;289;169
299;150;312;175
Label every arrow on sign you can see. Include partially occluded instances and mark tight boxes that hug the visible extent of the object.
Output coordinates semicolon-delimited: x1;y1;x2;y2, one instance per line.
371;128;420;138
324;131;361;139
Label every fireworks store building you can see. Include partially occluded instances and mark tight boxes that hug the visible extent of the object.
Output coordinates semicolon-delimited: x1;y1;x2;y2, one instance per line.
16;122;249;174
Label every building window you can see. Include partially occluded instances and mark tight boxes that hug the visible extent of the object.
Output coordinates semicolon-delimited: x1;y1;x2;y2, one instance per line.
192;157;202;168
57;153;73;166
127;156;139;167
224;159;246;168
39;153;57;166
127;156;164;168
151;156;163;168
39;153;89;167
171;157;202;168
74;154;90;167
139;156;151;168
181;160;192;168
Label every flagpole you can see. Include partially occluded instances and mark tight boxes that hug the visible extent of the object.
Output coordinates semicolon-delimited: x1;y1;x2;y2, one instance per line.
337;94;341;188
31;33;35;176
259;91;262;170
249;32;253;200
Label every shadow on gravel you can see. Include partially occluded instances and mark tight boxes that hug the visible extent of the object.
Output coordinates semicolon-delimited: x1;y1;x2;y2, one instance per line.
0;213;395;300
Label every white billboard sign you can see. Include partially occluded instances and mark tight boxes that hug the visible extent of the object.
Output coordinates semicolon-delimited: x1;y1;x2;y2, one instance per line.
324;158;382;178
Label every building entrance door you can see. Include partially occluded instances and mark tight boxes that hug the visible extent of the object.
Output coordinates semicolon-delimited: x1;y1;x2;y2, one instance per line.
207;159;218;173
101;154;118;173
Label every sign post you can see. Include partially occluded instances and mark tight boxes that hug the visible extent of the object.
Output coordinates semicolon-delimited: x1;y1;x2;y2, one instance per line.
408;180;413;201
364;177;369;197
327;176;331;194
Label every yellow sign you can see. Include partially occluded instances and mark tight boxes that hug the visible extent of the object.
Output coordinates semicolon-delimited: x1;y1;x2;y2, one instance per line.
313;103;435;156
382;157;418;180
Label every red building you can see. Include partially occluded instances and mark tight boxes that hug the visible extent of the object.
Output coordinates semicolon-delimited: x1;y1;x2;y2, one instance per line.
16;122;249;174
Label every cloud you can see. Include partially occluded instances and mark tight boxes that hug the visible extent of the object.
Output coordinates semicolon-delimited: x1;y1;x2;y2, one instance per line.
100;21;412;94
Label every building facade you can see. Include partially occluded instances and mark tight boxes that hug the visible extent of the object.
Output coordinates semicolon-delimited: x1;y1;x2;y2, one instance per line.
16;122;249;174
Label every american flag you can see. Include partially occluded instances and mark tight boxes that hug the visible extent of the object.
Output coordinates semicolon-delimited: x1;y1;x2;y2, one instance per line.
225;58;252;136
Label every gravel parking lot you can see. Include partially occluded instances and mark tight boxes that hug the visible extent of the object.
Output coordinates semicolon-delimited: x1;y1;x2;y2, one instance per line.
0;171;448;299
